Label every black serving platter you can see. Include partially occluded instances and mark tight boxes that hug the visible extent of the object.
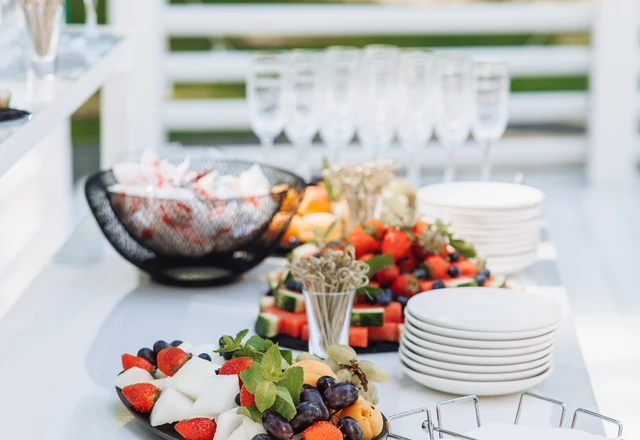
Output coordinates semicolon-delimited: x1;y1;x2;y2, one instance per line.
269;334;399;355
0;108;31;127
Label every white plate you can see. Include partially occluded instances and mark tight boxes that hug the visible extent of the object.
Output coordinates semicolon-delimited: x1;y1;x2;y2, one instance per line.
397;345;552;373
402;327;555;357
400;347;553;382
401;362;554;396
403;308;559;340
417;208;543;228
476;243;539;257
416;182;545;210
487;253;539;274
404;321;556;349
400;334;555;365
406;288;562;333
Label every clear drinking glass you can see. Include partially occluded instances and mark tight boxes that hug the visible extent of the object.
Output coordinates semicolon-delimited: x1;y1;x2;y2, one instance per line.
434;54;473;182
247;51;286;163
319;46;360;164
356;45;400;159
20;0;64;77
303;289;355;358
472;61;510;181
83;0;98;40
284;50;321;179
397;49;434;184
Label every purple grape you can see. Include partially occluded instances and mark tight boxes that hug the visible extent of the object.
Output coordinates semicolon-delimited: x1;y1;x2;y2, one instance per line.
339;416;365;440
300;388;330;421
262;411;294;440
137;347;156;365
252;435;272;440
290;401;322;434
316;376;338;395
323;383;359;410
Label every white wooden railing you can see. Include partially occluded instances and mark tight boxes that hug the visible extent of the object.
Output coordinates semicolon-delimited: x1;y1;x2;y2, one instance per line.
107;0;640;185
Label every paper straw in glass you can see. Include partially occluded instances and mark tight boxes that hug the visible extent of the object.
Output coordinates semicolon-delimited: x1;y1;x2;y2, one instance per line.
319;46;360;164
247;51;286;163
472;61;510;181
303;288;355;358
20;0;64;77
434;53;473;182
397;49;434;185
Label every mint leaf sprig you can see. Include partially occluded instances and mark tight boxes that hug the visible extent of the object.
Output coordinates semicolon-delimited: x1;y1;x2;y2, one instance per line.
215;329;293;365
237;345;304;422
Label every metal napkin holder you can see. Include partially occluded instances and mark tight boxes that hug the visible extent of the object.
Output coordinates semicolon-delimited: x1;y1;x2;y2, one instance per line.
386;392;624;440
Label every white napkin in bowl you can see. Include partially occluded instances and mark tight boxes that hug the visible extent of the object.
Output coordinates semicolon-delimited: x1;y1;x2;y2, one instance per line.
465;423;615;440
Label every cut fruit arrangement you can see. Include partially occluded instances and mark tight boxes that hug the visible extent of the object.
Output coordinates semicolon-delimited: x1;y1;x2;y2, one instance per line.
116;331;387;440
258;219;510;351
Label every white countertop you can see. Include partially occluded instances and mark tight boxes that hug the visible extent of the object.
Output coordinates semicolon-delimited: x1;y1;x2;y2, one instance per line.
0;217;605;438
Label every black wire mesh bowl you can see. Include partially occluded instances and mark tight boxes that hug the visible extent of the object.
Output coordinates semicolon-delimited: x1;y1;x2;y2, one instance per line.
85;159;306;286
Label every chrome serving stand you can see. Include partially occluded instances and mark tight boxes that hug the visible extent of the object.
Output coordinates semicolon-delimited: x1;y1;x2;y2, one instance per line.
387;392;624;440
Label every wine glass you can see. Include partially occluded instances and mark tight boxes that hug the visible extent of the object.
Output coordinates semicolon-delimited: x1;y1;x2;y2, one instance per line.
397;49;434;184
356;44;399;159
247;51;286;163
83;0;97;40
319;46;360;165
434;53;473;182
472;61;510;181
283;50;321;180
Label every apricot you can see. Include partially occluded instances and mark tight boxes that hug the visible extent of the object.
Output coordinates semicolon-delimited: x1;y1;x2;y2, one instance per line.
339;396;383;440
297;213;343;243
297;185;332;216
281;214;302;245
289;360;337;387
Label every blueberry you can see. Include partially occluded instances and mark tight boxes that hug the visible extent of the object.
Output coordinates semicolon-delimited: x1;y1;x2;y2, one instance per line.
285;280;303;292
376;289;392;306
235;393;241;406
449;252;460;262
413;268;427;279
397;296;408;307
222;351;233;361
480;268;491;278
170;340;183;347
364;293;378;305
266;289;274;297
198;353;212;361
137;347;156;365
218;336;227;347
474;274;487;286
432;280;446;289
447;265;460;277
153;340;170;354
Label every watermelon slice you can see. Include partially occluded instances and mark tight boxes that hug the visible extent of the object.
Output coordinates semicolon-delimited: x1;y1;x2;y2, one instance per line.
383;302;403;323
301;324;309;342
349;327;369;348
369;323;399;342
262;306;308;339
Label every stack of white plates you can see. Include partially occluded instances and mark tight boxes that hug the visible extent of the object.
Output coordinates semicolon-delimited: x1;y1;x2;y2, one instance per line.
416;182;545;274
400;287;562;396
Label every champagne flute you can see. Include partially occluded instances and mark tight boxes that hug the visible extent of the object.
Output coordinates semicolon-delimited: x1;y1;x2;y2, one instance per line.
247;51;286;163
83;0;98;40
397;49;434;184
319;46;360;164
472;61;510;181
434;53;473;182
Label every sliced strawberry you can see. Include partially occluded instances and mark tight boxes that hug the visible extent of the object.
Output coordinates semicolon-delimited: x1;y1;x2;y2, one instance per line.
219;357;254;386
122;383;160;413
122;354;154;373
157;347;190;377
175;418;217;440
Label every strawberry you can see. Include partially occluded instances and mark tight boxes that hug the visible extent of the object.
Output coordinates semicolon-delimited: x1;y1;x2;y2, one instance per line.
397;255;417;273
219;357;254;386
239;384;256;406
413;230;446;260
157;347;190;377
175;418;217;440
419;280;434;292
375;264;399;287
381;228;412;261
122;383;160;413
359;253;375;261
353;219;386;239
411;220;430;236
368;281;380;288
390;274;419;298
456;260;478;276
122;354;154;373
348;232;380;259
425;255;449;279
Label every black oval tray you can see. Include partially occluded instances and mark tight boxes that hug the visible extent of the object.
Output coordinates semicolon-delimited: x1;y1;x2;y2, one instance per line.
270;334;399;354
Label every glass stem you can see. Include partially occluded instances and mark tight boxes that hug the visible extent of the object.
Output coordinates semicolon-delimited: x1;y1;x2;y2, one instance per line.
261;138;274;163
444;146;456;182
407;143;421;185
84;2;98;39
481;140;492;181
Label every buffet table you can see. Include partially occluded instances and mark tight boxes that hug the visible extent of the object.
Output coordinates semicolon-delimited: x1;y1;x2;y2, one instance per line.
0;218;603;438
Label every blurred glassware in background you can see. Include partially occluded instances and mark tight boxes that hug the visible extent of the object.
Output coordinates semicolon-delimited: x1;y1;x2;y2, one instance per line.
83;0;98;41
0;0;24;75
397;48;434;185
434;53;473;183
284;50;321;180
472;61;510;181
319;46;359;165
247;51;286;163
20;0;64;77
356;44;399;159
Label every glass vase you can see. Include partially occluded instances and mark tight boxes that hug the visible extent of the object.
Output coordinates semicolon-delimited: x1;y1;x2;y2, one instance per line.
303;289;355;358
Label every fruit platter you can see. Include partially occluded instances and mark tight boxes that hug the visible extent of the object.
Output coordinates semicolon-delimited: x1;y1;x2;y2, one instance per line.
116;330;388;440
257;219;511;353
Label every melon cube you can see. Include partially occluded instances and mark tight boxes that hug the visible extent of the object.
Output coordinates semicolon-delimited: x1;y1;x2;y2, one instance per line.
153;369;168;379
115;367;154;389
214;408;243;440
149;388;194;427
242;416;267;438
228;425;250;440
171;357;219;400
151;378;172;391
191;375;239;419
